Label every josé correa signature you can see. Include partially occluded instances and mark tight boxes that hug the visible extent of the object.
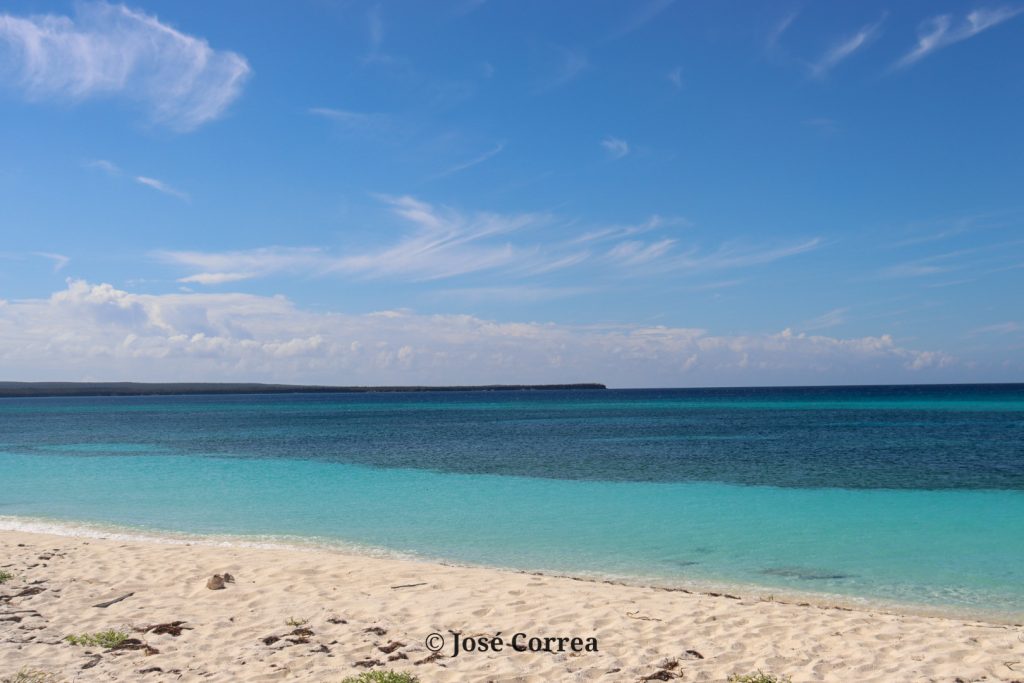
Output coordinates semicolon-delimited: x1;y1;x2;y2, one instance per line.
425;631;599;657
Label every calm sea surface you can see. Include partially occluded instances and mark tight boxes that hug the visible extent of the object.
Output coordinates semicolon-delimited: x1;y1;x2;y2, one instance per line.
2;385;1022;618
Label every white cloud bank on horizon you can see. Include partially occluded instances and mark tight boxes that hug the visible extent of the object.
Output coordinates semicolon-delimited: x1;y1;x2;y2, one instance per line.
0;280;958;387
0;2;250;130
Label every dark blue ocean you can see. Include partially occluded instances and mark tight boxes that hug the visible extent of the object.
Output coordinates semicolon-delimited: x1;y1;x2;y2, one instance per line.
2;384;1023;618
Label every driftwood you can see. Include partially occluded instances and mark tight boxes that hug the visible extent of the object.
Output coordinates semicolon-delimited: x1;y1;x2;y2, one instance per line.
625;610;662;622
94;592;134;608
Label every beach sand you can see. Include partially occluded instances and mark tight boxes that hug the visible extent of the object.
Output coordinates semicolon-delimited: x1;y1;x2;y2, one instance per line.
2;529;1022;682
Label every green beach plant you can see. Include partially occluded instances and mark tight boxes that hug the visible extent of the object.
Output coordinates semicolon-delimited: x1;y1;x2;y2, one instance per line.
285;616;309;627
0;569;14;584
339;672;420;683
64;629;130;648
728;672;792;683
1;669;59;683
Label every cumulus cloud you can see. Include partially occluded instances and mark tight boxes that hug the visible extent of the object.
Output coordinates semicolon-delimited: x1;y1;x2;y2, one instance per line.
0;1;250;130
0;280;958;386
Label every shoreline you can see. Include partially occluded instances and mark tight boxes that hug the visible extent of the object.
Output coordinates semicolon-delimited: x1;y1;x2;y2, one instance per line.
3;529;1024;682
2;514;1020;627
0;382;608;399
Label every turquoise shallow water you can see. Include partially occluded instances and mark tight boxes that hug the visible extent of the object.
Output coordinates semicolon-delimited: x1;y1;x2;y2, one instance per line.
1;385;1023;620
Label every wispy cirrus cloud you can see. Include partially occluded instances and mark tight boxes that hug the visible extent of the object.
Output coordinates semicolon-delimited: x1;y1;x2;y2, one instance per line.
309;107;386;128
801;307;849;332
156;246;325;284
877;239;1024;279
611;0;676;39
156;198;550;284
537;45;588;92
0;1;250;130
85;158;189;202
607;239;676;267
767;10;799;51
673;238;823;273
569;215;682;246
155;197;820;287
432;142;506;179
367;3;384;52
601;136;630;160
85;159;122;175
332;196;544;281
970;321;1021;336
135;176;189;202
33;252;70;272
667;66;683;89
894;6;1023;68
810;15;886;78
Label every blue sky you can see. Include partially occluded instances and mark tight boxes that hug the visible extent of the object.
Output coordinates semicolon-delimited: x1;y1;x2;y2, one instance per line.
0;0;1022;386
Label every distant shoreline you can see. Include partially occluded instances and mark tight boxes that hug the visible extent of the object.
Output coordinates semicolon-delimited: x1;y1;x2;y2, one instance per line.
0;381;607;398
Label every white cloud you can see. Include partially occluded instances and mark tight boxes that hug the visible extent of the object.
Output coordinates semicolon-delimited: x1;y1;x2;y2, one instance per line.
154;199;547;285
332;196;542;280
895;7;1023;68
308;107;384;128
367;3;383;51
0;1;250;130
135;176;189;202
430;286;593;304
607;239;676;266
613;0;676;38
156;246;326;284
33;252;70;272
970;321;1021;335
177;272;255;285
801;307;848;331
667;66;683;89
601;136;630;160
432;142;505;179
673;238;822;272
538;46;588;91
155;198;819;286
0;279;959;386
85;159;121;175
811;16;885;78
767;11;799;50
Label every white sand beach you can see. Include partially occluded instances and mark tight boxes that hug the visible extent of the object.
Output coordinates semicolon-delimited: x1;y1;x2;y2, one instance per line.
2;529;1022;682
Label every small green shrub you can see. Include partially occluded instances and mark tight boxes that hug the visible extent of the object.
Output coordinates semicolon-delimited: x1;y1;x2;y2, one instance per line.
285;616;309;627
0;570;14;584
65;629;130;648
1;669;59;683
728;672;792;683
340;671;420;683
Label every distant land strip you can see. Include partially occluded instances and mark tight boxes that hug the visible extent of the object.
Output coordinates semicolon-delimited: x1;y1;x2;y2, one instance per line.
0;382;607;398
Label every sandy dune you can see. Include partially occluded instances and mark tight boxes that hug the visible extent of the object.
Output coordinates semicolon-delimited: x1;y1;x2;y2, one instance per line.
2;529;1022;682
